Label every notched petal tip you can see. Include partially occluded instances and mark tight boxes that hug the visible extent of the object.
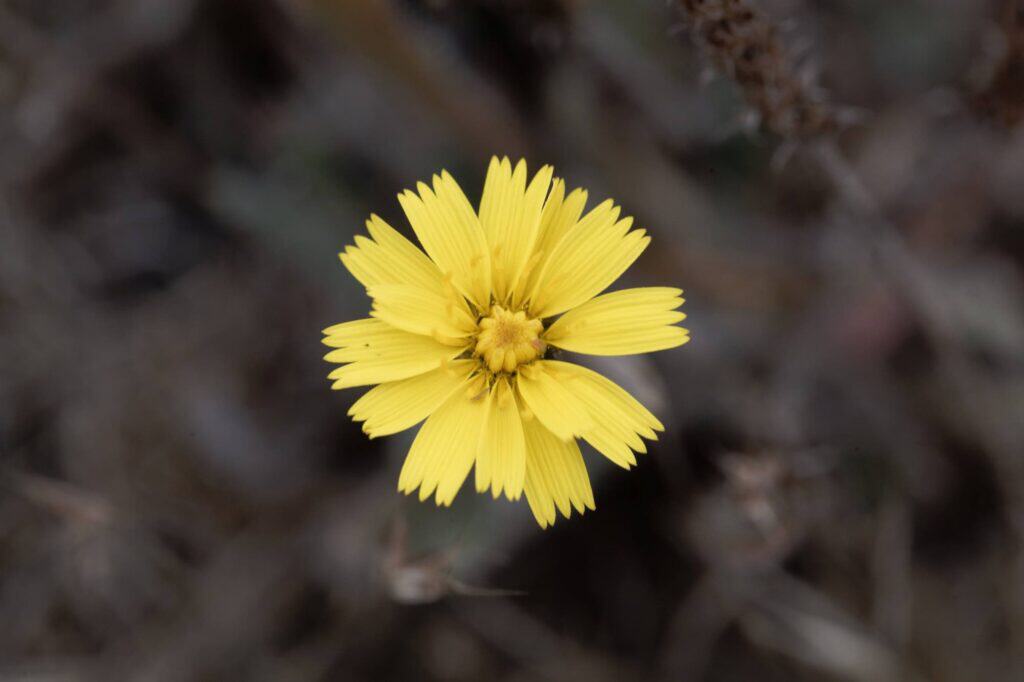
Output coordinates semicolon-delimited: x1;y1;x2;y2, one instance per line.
487;154;512;169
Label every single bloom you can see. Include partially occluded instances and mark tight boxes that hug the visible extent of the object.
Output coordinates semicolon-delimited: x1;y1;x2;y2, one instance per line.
322;157;689;527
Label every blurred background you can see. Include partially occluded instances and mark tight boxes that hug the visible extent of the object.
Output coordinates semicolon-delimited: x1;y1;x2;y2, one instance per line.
1;0;1023;680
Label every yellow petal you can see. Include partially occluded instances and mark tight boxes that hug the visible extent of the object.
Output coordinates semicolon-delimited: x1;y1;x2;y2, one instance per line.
397;173;491;309
322;319;465;388
513;179;587;309
515;361;593;442
543;361;664;469
545;287;689;355
349;360;476;438
522;419;595;529
398;381;491;506
528;200;650;318
476;376;527;500
368;283;476;343
339;214;445;294
479;157;553;304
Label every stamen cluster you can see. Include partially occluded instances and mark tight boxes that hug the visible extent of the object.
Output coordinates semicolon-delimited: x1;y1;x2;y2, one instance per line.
473;305;545;374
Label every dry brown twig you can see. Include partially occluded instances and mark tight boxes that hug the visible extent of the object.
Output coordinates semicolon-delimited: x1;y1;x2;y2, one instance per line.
672;0;1000;482
670;2;971;679
674;0;963;346
0;467;114;527
677;0;839;140
382;516;525;603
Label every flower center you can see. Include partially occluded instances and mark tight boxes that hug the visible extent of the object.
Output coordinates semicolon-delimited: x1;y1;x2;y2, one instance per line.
474;305;545;373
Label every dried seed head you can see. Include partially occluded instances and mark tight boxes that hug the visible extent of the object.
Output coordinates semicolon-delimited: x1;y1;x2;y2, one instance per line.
677;0;839;140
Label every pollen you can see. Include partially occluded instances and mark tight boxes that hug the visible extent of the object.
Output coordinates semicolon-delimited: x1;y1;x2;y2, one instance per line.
474;305;545;373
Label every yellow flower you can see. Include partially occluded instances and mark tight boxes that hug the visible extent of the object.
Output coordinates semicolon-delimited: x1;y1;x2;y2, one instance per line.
322;157;689;527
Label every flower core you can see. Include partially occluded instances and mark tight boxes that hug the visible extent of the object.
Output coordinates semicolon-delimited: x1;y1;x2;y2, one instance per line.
474;305;545;373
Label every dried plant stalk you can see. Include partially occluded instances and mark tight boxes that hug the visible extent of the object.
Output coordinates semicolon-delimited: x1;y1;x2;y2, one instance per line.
677;0;837;139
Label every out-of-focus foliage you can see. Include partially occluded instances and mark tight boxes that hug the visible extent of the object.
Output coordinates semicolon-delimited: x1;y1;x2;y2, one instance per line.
1;0;1022;680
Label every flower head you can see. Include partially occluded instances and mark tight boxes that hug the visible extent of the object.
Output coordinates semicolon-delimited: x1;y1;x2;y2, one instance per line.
323;157;689;527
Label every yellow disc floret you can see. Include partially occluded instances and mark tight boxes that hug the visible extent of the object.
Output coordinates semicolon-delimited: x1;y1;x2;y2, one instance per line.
474;305;545;373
